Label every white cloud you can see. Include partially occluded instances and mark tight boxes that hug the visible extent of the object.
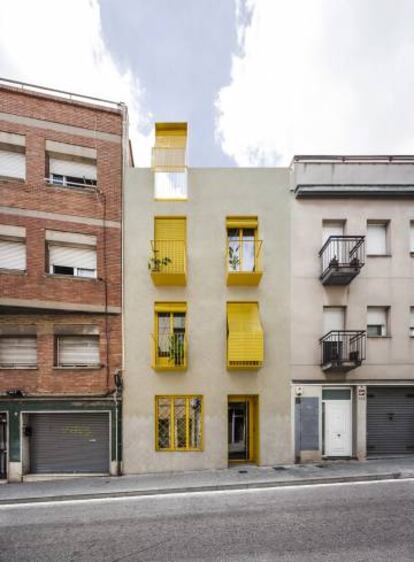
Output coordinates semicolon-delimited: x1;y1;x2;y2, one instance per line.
0;0;153;165
216;0;414;166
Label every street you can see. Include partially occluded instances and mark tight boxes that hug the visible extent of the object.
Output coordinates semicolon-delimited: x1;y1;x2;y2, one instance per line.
0;479;413;561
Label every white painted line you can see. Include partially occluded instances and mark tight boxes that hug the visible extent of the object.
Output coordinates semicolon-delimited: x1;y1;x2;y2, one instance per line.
0;477;412;510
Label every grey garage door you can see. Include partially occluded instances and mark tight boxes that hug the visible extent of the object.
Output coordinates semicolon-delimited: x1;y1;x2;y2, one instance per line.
367;387;414;456
30;413;110;473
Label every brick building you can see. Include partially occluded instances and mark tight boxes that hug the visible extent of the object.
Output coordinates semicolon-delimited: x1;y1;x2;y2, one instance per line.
0;79;128;481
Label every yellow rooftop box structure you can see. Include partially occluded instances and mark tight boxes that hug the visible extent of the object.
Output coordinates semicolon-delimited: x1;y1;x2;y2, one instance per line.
152;122;188;172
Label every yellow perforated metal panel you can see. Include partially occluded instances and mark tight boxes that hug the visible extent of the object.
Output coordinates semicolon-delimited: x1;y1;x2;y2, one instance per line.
227;303;264;369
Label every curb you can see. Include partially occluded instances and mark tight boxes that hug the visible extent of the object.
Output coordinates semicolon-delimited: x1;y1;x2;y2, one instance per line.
0;471;410;506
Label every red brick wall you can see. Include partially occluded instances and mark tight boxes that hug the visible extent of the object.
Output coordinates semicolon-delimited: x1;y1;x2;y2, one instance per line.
0;314;121;395
0;86;124;395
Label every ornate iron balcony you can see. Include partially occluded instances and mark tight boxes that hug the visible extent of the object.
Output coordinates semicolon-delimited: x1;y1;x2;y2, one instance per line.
320;330;366;373
319;236;365;285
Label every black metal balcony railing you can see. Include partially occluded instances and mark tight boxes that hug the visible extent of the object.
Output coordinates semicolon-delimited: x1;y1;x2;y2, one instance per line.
319;236;365;285
320;330;366;372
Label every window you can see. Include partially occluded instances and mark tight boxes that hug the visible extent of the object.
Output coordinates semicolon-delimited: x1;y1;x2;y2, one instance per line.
46;141;97;189
153;303;186;369
323;307;345;334
154;172;187;200
0;327;37;368
226;217;259;273
367;307;388;337
155;395;203;451
227;302;264;369
46;230;97;278
410;308;414;337
410;222;414;254
322;220;345;245
0;225;26;271
0;132;25;181
367;222;388;255
152;122;187;199
150;218;186;285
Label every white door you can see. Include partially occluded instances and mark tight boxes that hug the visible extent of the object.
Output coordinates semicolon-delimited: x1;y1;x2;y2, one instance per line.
324;398;352;456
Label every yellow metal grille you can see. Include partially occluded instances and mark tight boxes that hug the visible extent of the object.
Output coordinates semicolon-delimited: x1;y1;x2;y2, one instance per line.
150;240;186;275
156;396;202;451
227;303;264;369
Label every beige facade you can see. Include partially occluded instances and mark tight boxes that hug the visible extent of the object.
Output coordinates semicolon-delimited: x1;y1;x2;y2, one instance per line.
123;166;292;473
291;157;414;462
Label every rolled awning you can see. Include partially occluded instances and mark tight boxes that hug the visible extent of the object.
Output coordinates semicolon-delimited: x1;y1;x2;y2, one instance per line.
226;217;258;230
227;303;263;366
154;302;187;313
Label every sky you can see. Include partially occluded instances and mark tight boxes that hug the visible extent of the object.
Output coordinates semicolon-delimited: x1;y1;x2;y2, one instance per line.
1;0;414;167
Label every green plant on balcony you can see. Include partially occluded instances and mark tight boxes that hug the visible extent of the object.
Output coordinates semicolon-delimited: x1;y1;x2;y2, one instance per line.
169;334;185;366
228;245;240;271
148;253;172;272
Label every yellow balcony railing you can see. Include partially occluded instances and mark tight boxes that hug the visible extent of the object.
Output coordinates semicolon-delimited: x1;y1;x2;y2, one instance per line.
152;147;187;172
152;333;188;371
149;240;187;286
226;240;263;286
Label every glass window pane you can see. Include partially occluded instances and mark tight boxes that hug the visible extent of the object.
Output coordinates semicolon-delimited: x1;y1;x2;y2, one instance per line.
157;313;170;355
174;398;187;448
227;229;240;271
241;229;255;272
189;398;202;449
157;398;171;449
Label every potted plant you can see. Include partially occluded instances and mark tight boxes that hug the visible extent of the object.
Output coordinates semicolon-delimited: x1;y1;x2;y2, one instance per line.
169;334;185;366
228;245;240;271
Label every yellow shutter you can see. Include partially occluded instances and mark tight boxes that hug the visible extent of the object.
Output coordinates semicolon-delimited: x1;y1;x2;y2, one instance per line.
227;303;264;367
154;217;186;241
155;302;187;313
226;217;258;230
155;123;187;148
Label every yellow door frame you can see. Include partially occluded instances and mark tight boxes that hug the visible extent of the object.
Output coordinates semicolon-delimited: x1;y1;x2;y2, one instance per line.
228;395;259;465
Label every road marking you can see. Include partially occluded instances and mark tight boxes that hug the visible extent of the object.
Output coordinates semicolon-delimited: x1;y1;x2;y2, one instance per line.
0;477;412;510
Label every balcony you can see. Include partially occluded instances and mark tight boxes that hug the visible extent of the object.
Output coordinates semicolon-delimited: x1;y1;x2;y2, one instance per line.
320;330;366;373
149;240;186;286
152;147;186;172
152;333;187;371
319;236;365;285
226;240;263;286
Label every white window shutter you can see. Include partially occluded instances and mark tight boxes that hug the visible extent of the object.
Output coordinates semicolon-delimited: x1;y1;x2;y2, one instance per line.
0;150;25;180
0;337;37;367
58;336;99;366
323;307;345;333
49;245;97;271
0;239;26;270
367;307;386;326
367;224;387;255
49;158;96;181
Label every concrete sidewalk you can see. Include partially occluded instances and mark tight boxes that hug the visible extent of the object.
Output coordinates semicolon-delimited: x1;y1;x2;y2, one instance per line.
1;457;414;505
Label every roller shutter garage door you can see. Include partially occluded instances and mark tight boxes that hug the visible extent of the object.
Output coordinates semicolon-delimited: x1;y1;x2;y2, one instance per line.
367;387;414;455
30;413;109;473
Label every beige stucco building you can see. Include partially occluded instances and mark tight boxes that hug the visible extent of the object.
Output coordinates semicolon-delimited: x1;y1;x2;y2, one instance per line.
123;124;292;472
291;156;414;462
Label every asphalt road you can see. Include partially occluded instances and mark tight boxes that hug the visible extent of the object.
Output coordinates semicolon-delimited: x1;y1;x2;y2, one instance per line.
0;479;413;561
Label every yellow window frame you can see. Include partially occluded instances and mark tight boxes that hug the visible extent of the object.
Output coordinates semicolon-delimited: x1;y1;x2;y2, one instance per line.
153;303;187;370
155;395;204;452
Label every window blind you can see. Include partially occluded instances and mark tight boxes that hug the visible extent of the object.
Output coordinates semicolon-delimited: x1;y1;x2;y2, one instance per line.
57;336;100;366
227;303;264;365
0;239;26;270
49;245;97;271
49;158;96;181
0;337;37;367
367;223;387;255
0;150;25;180
367;307;387;326
323;307;345;333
